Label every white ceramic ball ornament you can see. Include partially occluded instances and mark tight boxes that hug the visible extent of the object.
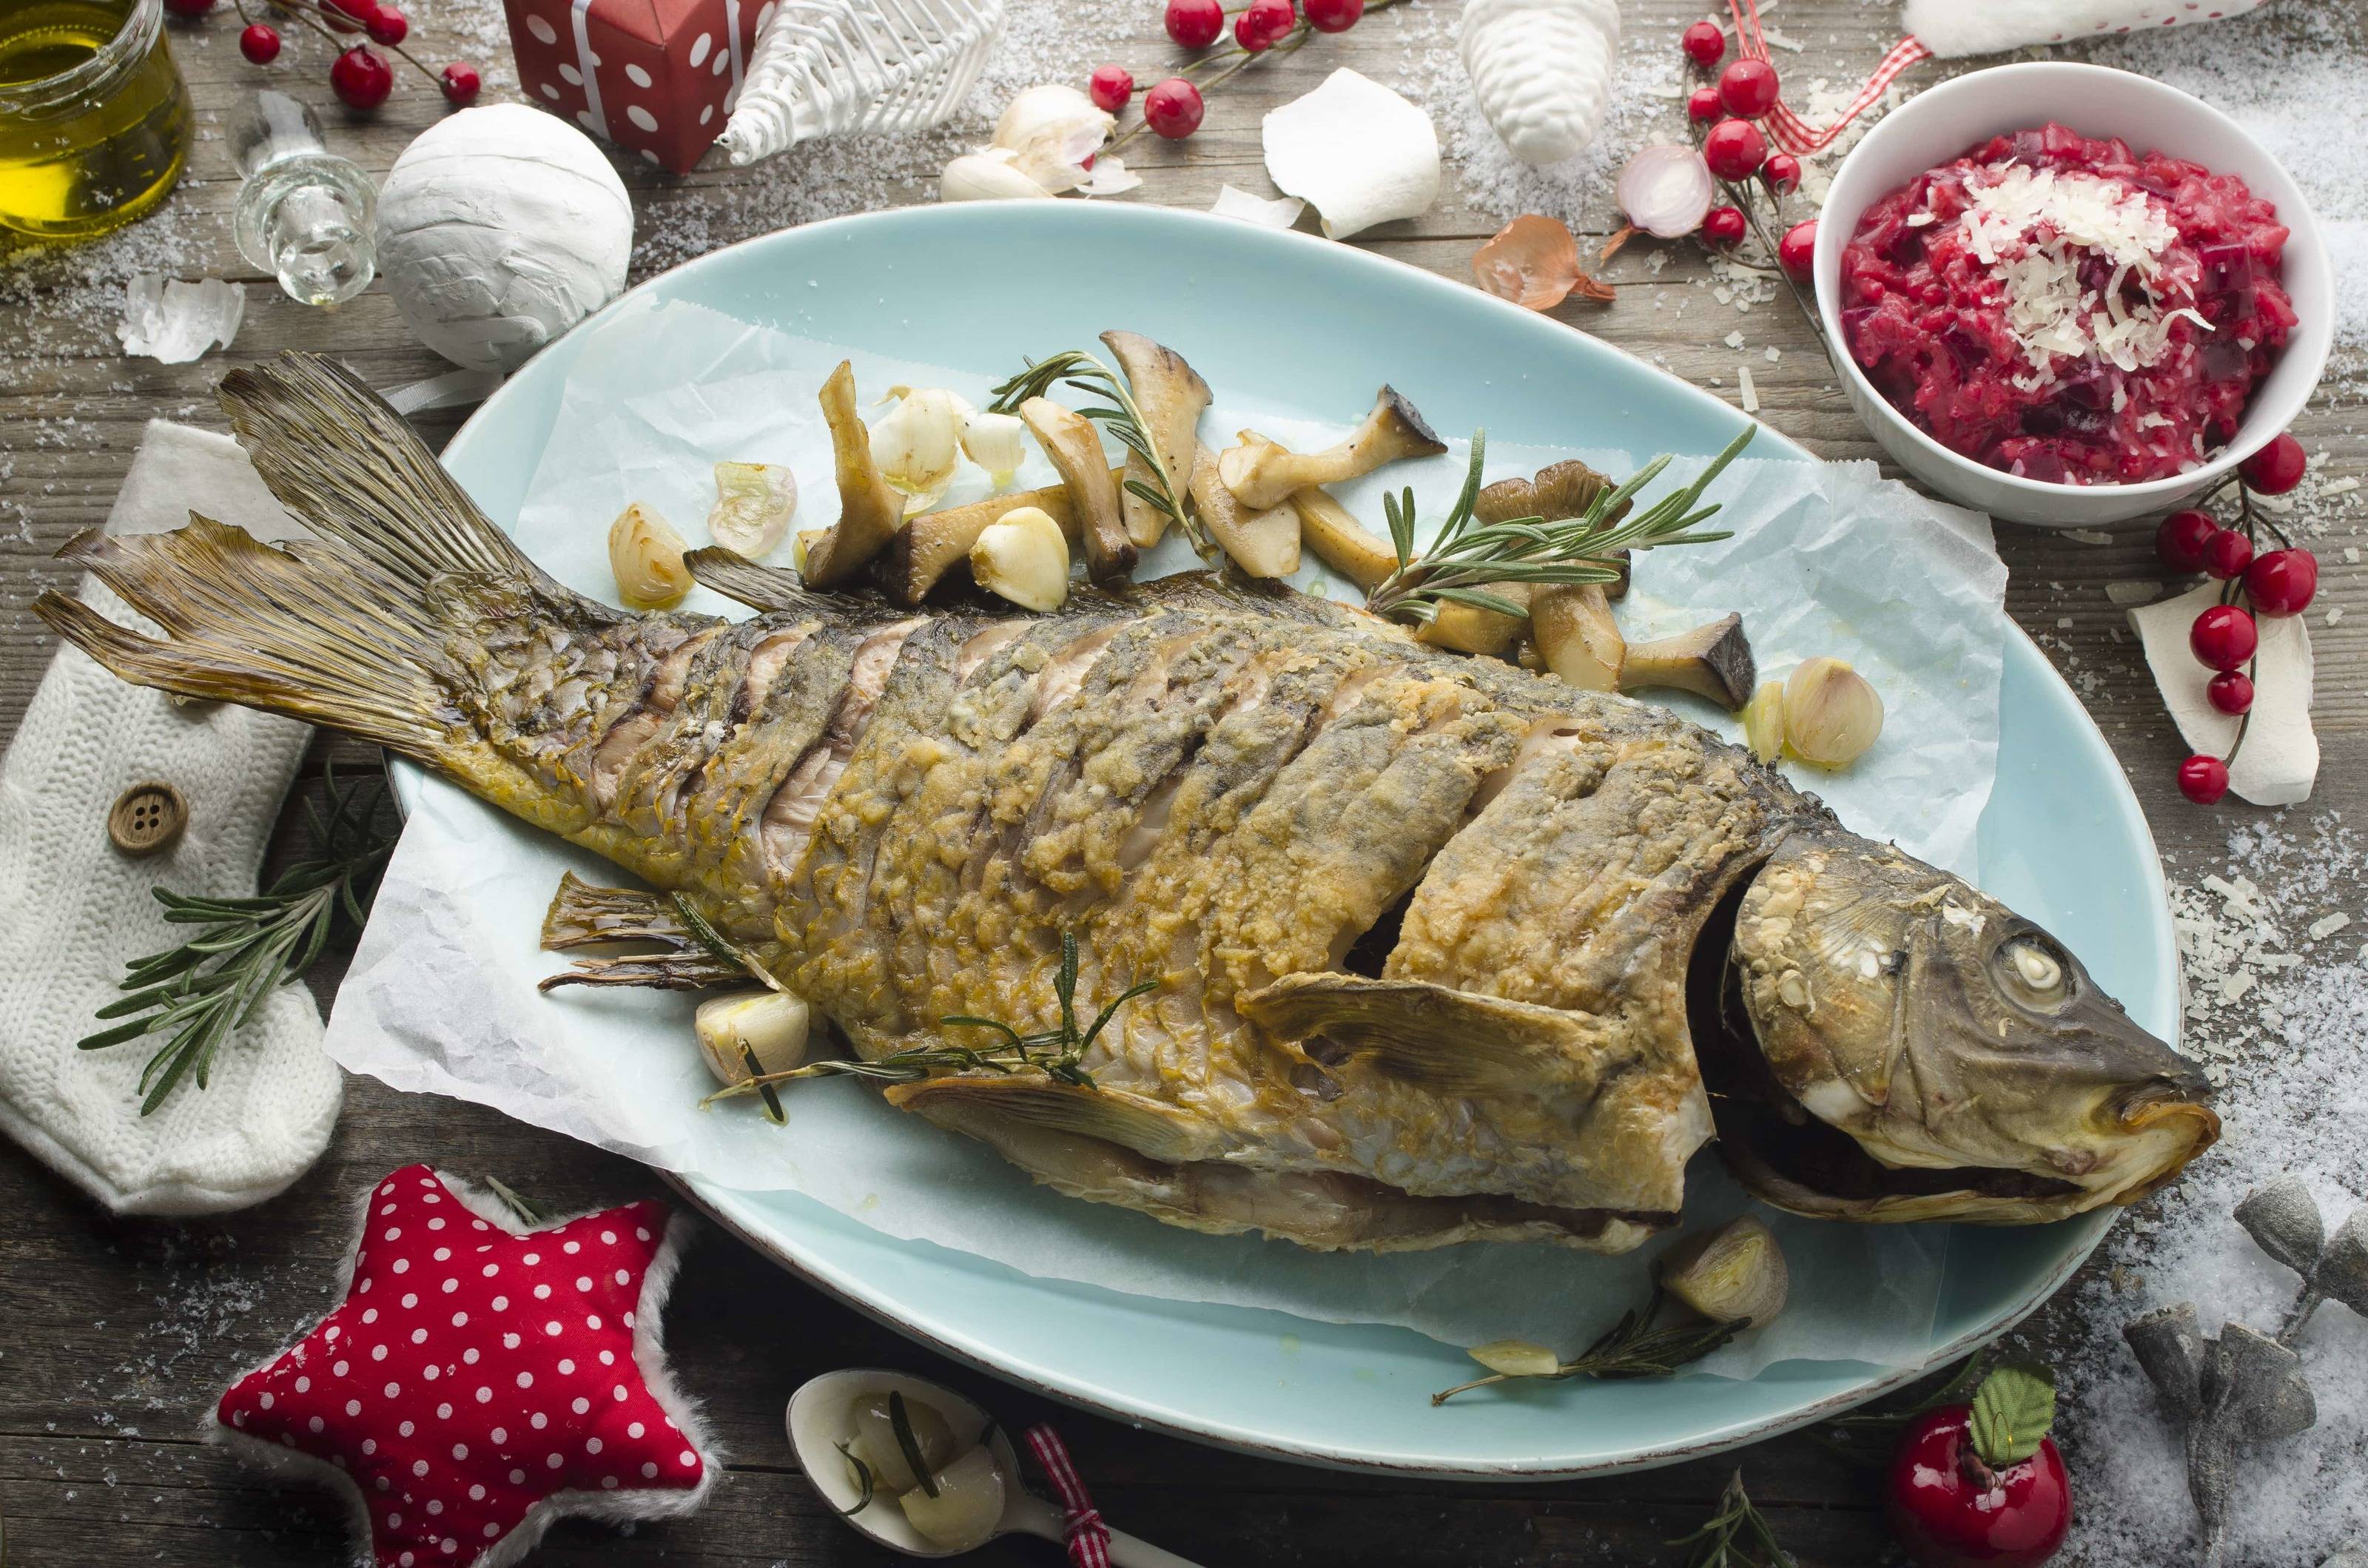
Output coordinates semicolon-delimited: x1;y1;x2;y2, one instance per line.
375;104;634;374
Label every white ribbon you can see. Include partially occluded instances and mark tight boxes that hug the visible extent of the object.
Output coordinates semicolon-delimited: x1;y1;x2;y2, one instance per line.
723;0;744;112
570;0;608;138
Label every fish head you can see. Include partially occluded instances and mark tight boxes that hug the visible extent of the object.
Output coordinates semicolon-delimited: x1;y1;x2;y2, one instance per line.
1715;827;2217;1223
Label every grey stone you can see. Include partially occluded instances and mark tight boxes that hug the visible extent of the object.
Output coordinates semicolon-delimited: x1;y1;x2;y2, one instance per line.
2236;1177;2327;1278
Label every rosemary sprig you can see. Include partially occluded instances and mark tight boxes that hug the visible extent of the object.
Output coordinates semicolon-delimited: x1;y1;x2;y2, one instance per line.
704;929;1154;1106
483;1175;550;1226
80;765;394;1114
1670;1471;1799;1568
1430;1295;1745;1404
834;1440;878;1517
1368;425;1753;626
986;350;1211;560
890;1391;938;1498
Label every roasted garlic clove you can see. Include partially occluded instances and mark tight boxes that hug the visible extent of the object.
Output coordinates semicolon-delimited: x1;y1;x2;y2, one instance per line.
1188;439;1299;578
693;989;810;1086
898;1445;1006;1551
1655;1214;1789;1326
850;1393;955;1495
708;461;798;558
1740;679;1785;764
871;387;972;510
960;407;1030;488
608;502;693;610
969;505;1072;612
1465;1339;1562;1377
1783;656;1884;768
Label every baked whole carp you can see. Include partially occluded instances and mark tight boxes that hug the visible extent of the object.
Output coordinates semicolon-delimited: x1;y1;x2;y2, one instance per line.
36;355;2219;1255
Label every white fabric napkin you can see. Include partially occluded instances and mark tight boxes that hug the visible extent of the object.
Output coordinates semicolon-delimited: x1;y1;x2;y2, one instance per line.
0;420;342;1215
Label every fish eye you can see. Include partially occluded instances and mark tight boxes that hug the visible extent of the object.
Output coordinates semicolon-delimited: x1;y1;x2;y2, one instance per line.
1996;936;2071;1010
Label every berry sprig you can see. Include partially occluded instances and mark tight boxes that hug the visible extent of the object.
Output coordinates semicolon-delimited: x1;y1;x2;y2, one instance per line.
167;0;480;110
1621;23;1823;337
2153;431;2316;805
1086;0;1401;149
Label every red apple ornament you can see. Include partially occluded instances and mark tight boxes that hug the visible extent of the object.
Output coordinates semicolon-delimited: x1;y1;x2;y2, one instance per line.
1164;0;1224;49
1886;1365;2071;1568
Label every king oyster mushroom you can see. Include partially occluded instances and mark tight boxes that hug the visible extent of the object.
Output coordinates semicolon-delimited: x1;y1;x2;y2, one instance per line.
1100;330;1211;550
1430;460;1622;662
1291;486;1400;591
1190;440;1300;578
1020;397;1135;582
883;470;1111;605
798;360;909;590
1219;386;1449;510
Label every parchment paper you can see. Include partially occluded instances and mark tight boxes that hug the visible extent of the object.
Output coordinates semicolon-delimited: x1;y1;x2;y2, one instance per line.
327;297;2008;1373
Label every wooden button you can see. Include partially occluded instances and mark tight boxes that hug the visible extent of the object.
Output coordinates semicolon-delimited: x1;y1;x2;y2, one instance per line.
108;781;188;857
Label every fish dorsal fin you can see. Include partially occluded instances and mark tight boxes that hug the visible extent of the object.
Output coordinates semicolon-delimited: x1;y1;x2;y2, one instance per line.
1238;973;1592;1093
682;547;824;613
884;1074;1211;1164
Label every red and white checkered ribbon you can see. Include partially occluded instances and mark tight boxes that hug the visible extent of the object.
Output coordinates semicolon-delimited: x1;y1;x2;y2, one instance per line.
1025;1423;1112;1568
1726;0;1932;155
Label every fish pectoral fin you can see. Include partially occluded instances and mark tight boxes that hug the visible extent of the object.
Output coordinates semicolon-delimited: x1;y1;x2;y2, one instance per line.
883;1074;1212;1164
1237;972;1595;1094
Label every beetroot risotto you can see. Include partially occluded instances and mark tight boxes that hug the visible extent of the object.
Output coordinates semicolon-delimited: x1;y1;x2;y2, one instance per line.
1840;122;2295;486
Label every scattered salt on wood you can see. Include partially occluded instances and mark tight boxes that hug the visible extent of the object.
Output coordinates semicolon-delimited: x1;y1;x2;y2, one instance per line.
2108;581;2161;605
2068;528;2116;545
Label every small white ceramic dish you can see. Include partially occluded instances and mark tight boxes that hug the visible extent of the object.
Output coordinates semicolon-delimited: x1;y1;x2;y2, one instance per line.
1813;61;2332;528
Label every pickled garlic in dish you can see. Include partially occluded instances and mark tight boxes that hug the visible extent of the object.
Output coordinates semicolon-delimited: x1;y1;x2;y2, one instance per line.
838;1389;1007;1552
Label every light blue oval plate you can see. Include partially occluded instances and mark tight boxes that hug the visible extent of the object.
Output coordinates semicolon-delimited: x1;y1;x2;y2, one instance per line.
428;200;2176;1478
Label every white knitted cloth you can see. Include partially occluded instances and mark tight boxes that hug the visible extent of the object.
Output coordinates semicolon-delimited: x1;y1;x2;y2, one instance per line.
0;420;342;1216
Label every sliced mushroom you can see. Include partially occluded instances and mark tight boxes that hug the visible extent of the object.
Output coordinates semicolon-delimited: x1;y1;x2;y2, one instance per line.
1188;442;1299;578
1531;584;1624;690
1476;459;1632;599
1218;386;1448;510
1291;487;1399;592
1020;397;1135;582
881;471;1106;605
799;360;909;590
1618;612;1756;710
1417;583;1531;657
1100;330;1211;549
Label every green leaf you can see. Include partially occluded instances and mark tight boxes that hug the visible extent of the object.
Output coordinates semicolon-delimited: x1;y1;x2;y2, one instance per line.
1968;1362;2056;1467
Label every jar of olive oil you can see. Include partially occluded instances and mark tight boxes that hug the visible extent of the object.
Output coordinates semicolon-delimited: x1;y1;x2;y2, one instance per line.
0;0;191;240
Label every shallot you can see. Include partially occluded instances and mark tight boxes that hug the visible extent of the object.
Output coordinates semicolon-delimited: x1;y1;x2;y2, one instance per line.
1472;215;1613;312
1614;145;1714;240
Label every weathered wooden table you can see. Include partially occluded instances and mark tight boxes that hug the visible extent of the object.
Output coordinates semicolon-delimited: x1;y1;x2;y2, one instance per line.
3;0;2360;1561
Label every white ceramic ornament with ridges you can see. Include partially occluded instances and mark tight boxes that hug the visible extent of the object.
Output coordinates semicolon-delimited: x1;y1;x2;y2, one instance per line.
374;105;632;374
1461;0;1621;167
719;0;1005;166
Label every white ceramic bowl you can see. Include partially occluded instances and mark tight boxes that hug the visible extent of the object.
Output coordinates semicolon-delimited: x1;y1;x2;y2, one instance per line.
1813;61;2332;528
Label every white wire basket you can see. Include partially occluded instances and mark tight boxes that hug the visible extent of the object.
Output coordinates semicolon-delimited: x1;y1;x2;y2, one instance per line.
717;0;1006;166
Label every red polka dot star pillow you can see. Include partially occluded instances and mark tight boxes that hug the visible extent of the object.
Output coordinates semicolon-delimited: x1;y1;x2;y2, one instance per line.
211;1165;716;1567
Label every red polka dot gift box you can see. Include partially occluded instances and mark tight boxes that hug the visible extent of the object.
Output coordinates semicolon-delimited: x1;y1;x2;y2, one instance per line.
502;0;772;173
209;1165;716;1567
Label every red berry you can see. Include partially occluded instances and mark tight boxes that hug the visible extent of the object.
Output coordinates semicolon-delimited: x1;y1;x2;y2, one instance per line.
2244;548;2318;619
2239;431;2307;495
2190;604;2258;671
1681;20;1726;68
1164;0;1224;48
1762;152;1801;195
1088;64;1133;113
162;0;215;16
329;45;393;110
440;60;481;106
366;4;407;44
1701;206;1746;247
2179;754;2231;805
239;21;281;61
1235;0;1295;51
320;0;374;33
1717;56;1780;119
1143;77;1205;140
1703;118;1766;181
1687;87;1722;124
1304;0;1362;32
2154;508;2220;573
2202;528;2254;582
2207;670;2255;716
1777;218;1817;283
1886;1408;2071;1568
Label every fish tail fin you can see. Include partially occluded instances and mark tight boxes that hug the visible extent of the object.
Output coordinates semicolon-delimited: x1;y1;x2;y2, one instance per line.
215;351;570;597
34;518;457;754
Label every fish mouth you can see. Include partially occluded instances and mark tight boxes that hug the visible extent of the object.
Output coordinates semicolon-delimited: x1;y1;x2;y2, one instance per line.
1684;878;2207;1224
